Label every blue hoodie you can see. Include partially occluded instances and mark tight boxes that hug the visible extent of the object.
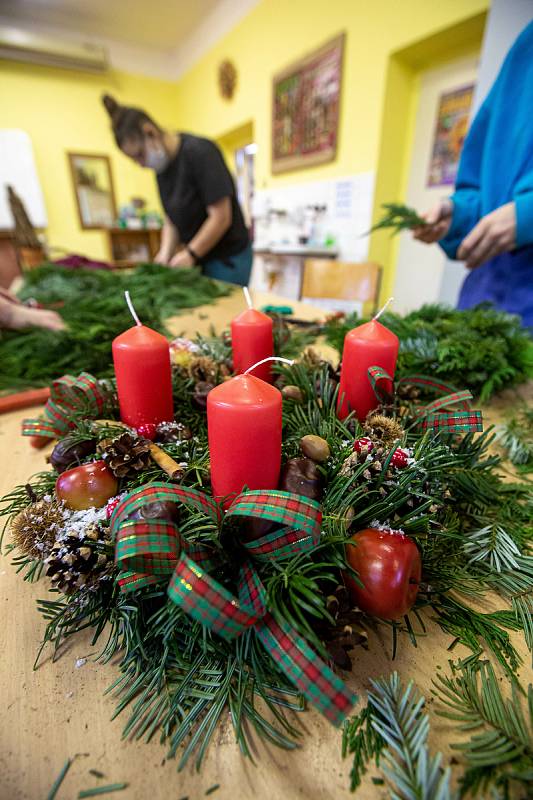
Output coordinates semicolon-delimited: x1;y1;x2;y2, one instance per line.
439;20;533;327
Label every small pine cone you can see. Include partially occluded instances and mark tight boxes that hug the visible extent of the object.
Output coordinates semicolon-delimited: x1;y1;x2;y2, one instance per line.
155;421;193;444
45;524;113;594
319;585;369;670
187;356;220;384
101;432;151;478
397;383;421;401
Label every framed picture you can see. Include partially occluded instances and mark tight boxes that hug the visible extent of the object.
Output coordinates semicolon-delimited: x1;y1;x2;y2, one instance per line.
272;33;345;174
427;84;475;187
68;152;117;229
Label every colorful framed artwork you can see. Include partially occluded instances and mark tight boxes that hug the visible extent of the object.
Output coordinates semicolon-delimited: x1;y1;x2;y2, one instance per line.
68;152;117;229
272;33;345;174
427;84;475;187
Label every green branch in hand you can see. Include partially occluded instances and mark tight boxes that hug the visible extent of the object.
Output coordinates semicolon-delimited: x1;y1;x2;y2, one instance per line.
367;203;426;236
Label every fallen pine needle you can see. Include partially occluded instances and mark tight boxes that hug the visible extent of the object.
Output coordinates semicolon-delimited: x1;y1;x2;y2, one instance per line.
205;785;220;796
78;784;128;798
47;758;72;800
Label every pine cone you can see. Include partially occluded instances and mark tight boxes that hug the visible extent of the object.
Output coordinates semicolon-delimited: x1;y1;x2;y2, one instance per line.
339;445;386;477
155;421;193;444
188;356;230;384
45;523;114;594
100;432;151;478
317;585;369;670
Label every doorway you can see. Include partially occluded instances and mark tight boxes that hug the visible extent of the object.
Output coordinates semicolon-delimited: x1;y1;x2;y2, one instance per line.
217;121;255;233
393;54;479;313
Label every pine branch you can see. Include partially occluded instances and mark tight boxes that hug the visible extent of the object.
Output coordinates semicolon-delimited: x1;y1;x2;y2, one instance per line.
433;659;533;797
342;704;385;791
367;673;452;800
367;203;426;236
463;524;521;572
495;406;533;469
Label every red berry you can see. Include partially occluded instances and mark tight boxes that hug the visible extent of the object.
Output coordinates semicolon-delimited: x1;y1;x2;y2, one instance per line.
353;437;374;453
391;447;409;468
137;423;157;441
106;496;121;520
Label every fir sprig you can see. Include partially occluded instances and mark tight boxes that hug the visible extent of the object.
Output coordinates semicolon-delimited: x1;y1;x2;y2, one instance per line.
367;203;426;236
434;659;533;797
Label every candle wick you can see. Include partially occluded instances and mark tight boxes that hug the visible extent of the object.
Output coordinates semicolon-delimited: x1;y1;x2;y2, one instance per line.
125;290;142;326
243;286;253;309
244;356;294;375
373;296;394;321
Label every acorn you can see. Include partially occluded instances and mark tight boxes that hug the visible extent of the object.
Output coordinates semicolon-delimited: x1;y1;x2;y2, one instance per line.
282;385;304;403
300;434;330;462
50;436;97;474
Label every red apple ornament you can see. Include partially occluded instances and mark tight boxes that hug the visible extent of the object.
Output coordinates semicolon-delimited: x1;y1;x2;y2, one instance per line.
344;527;421;620
55;460;118;511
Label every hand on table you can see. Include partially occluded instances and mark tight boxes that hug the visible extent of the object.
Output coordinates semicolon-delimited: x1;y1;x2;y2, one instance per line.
153;249;171;265
412;198;453;243
457;202;516;269
169;248;196;268
0;297;66;331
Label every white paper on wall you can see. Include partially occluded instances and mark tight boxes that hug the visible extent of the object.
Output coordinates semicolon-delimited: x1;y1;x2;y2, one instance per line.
0;129;48;229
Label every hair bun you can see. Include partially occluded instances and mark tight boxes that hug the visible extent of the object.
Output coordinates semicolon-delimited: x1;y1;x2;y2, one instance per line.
102;93;120;119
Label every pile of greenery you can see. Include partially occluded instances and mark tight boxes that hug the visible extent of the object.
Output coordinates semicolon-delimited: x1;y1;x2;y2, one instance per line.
0;263;232;391
325;304;533;402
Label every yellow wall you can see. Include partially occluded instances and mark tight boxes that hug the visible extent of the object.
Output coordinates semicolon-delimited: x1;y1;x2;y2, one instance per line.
0;0;488;274
0;62;175;259
172;0;488;298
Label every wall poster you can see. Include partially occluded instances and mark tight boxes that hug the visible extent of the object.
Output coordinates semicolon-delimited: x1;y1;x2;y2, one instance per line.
427;84;475;187
272;33;345;174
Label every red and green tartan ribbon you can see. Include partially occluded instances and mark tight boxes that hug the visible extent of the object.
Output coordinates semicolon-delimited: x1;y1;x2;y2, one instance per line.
22;372;105;441
368;366;483;434
110;482;355;726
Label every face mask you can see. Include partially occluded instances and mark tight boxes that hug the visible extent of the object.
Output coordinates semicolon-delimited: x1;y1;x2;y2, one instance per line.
145;143;170;173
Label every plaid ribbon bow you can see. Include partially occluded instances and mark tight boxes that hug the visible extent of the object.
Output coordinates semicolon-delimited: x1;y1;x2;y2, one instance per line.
22;372;105;441
368;366;483;434
110;482;356;726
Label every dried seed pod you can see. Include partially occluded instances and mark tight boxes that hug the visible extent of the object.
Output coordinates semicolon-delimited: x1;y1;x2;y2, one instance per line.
300;434;330;462
279;457;323;502
50;436;97;474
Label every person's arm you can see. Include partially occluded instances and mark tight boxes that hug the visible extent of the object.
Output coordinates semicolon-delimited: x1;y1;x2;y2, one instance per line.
154;215;180;264
0;296;65;331
170;198;232;267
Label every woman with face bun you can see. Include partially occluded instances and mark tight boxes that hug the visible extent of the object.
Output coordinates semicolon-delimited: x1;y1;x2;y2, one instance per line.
102;94;252;286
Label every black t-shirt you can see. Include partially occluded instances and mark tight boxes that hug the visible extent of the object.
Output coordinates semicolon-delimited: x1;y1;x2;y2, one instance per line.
157;133;249;262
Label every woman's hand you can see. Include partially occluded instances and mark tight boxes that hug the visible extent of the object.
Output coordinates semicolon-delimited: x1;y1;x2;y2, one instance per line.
153;249;170;265
0;298;66;331
457;202;516;269
169;248;196;268
412;198;453;243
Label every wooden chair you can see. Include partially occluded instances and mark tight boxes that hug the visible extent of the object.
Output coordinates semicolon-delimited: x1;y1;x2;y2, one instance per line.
301;259;382;316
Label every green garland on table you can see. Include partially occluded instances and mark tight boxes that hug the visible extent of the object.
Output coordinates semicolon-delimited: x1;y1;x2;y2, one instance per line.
0;263;232;391
1;331;532;798
325;304;533;402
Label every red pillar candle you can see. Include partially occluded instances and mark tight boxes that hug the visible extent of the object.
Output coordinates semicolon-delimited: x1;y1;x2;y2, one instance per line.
337;319;399;421
231;308;274;382
112;323;174;428
207;373;282;503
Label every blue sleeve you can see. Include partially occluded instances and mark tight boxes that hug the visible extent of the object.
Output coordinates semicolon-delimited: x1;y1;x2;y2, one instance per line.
514;182;533;248
438;103;490;260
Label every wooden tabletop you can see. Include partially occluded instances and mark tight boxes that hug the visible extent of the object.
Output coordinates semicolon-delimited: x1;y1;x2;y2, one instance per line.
1;290;531;800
